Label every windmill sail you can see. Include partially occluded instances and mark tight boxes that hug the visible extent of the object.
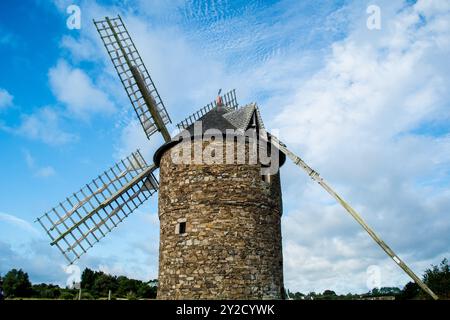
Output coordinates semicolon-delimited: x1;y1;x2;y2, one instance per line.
269;134;439;300
176;89;238;130
36;150;159;264
94;15;171;141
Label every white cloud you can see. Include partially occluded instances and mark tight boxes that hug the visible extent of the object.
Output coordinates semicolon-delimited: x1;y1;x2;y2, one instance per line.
8;0;448;295
22;150;57;178
0;239;71;285
16;107;77;146
101;0;449;294
273;0;450;293
35;166;56;178
48;60;115;118
60;35;98;62
0;25;18;48
0;212;40;237
113;119;164;161
0;220;158;286
23;149;35;168
50;0;73;12
22;150;56;178
0;88;13;109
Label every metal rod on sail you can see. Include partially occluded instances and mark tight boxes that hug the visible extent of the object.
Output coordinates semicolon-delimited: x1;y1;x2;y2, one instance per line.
270;134;439;300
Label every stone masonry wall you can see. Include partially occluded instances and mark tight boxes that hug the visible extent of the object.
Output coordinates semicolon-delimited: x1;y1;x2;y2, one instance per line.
157;138;284;299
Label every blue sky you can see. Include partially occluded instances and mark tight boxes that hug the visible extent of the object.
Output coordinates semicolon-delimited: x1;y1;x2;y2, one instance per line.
0;0;449;294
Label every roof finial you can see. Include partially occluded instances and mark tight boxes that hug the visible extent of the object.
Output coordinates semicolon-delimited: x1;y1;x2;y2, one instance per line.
216;88;223;110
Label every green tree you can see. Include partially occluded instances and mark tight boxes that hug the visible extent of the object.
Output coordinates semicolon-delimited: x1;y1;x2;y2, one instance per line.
137;281;157;299
0;274;4;300
370;287;380;296
3;269;32;298
344;293;357;300
370;287;400;297
80;268;96;292
92;273;118;298
305;291;317;300
293;292;305;300
423;258;450;299
117;276;140;297
379;287;401;296
323;290;337;296
398;281;420;300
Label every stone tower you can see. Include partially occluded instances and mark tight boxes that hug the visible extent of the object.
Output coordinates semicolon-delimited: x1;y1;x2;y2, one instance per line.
153;104;286;299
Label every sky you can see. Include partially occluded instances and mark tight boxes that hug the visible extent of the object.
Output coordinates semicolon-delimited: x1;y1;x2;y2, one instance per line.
0;0;449;295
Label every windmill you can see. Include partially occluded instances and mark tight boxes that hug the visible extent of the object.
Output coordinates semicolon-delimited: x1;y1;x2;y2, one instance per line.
35;15;438;300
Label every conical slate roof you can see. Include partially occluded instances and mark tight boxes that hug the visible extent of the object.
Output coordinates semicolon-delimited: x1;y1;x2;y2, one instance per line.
153;103;286;166
180;103;264;137
223;103;265;131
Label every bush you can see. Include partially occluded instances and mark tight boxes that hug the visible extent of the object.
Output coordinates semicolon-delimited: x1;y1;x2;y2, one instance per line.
126;292;137;300
60;292;75;300
137;283;157;299
80;291;95;300
32;283;61;299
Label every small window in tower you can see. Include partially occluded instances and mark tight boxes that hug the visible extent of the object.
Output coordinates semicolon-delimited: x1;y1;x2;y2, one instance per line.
262;174;271;184
178;222;186;234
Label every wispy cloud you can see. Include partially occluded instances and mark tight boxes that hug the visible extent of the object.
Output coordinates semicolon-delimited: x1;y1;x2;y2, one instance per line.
0;88;13;109
50;0;73;12
23;149;35;167
48;60;115;118
0;26;18;48
23;150;56;178
14;107;78;146
0;212;40;236
22;149;57;178
60;35;99;62
35;166;57;178
113;119;164;161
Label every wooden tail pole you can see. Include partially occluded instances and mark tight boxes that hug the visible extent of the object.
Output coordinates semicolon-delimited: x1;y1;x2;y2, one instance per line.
271;135;439;300
130;65;171;142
